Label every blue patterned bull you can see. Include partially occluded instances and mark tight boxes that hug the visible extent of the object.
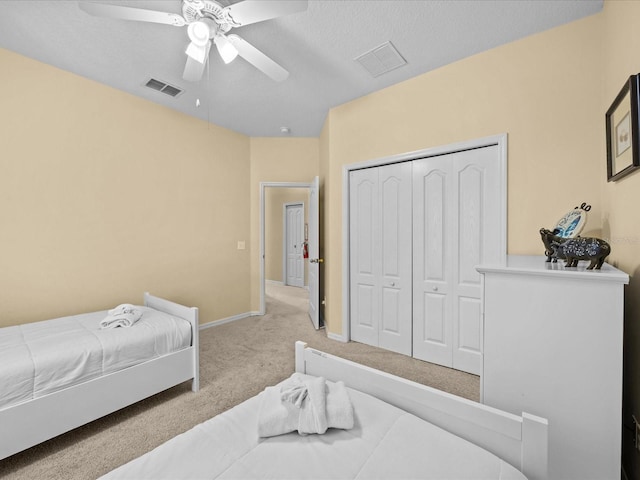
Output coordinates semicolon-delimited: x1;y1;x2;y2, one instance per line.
560;236;611;270
540;228;610;270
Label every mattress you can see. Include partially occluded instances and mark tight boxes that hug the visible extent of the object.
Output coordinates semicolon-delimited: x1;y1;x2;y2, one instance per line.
101;378;527;480
0;306;192;411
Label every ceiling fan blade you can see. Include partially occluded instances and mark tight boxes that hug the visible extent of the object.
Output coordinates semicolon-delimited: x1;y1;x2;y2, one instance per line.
183;43;211;82
227;35;289;82
224;0;308;27
79;2;186;26
185;39;211;64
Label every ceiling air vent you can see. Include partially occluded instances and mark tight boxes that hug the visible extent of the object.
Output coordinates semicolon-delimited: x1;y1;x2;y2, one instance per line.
354;41;407;78
144;78;183;97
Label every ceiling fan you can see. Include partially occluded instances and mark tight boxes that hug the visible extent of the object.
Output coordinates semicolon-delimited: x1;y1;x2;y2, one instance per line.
79;0;308;82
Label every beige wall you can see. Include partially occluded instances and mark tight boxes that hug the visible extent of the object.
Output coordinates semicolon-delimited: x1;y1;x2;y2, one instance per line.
321;13;603;336
600;1;640;476
0;48;251;326
0;49;321;324
248;137;320;311
265;188;309;284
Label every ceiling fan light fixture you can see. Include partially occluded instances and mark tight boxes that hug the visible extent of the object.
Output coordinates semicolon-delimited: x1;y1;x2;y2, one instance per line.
79;0;307;84
187;21;211;47
214;35;238;64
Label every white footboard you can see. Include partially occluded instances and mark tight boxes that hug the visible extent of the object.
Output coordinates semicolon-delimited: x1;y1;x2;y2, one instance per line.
295;341;548;480
144;292;199;391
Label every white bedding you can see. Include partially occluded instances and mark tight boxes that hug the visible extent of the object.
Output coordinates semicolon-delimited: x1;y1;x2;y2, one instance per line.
0;306;192;411
101;378;527;480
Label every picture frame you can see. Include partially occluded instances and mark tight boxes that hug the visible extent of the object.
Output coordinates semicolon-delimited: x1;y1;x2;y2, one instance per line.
606;74;640;181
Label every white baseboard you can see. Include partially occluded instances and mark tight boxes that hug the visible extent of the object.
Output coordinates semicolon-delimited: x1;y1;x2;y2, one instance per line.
327;331;348;343
199;312;254;330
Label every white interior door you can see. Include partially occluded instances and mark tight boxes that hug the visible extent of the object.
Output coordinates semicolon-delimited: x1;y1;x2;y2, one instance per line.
285;203;304;288
452;146;503;374
412;155;453;366
378;163;412;355
349;167;379;347
413;145;502;374
349;164;412;355
307;176;320;329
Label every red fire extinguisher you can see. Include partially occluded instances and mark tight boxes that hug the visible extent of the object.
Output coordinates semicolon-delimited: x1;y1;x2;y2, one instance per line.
302;241;309;259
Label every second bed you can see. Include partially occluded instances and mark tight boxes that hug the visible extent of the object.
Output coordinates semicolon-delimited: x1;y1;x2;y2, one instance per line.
0;293;199;460
101;341;548;480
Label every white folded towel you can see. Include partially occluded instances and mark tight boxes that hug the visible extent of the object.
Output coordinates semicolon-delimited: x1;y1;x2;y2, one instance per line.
323;376;355;431
108;304;137;316
257;373;354;438
297;375;328;435
100;304;143;329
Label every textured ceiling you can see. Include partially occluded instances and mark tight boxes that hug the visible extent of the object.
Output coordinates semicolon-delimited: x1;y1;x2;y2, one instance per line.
0;0;603;137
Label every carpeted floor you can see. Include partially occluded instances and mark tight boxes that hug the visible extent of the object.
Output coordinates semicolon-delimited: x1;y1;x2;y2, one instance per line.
0;284;479;479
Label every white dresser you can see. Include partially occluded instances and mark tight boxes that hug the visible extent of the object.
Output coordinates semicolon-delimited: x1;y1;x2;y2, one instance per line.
477;255;628;479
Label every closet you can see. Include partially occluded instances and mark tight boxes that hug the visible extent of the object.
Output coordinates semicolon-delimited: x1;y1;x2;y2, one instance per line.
349;143;504;375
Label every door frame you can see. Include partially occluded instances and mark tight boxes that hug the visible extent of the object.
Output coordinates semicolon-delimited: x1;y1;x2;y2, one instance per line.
341;134;508;342
259;181;314;316
283;201;305;288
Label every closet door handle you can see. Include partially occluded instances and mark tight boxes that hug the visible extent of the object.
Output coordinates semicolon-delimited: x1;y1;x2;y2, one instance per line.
432;286;439;292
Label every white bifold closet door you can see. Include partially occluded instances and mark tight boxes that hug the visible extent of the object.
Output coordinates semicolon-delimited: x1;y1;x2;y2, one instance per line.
349;144;502;374
412;146;503;375
349;162;412;356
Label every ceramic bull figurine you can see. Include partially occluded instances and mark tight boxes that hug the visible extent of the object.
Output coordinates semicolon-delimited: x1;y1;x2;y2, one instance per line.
539;228;567;263
560;236;611;270
540;227;610;269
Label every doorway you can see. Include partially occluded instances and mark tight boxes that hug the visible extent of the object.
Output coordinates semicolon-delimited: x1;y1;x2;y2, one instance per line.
259;177;321;329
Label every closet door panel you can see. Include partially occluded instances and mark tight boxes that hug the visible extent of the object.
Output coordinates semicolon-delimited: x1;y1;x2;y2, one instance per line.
452;146;502;374
424;171;447;282
413;157;452;364
355;285;375;328
458;297;482;350
349;169;380;347
455;145;503;268
422;292;447;342
420;293;451;365
453;164;483;373
378;162;412;355
381;176;401;276
457;165;483;287
455;296;483;374
381;287;401;332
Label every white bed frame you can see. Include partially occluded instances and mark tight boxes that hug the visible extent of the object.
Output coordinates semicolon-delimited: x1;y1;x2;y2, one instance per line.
0;293;199;461
295;341;548;480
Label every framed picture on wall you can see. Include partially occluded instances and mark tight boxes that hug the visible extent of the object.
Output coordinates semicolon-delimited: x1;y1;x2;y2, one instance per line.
606;74;640;181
